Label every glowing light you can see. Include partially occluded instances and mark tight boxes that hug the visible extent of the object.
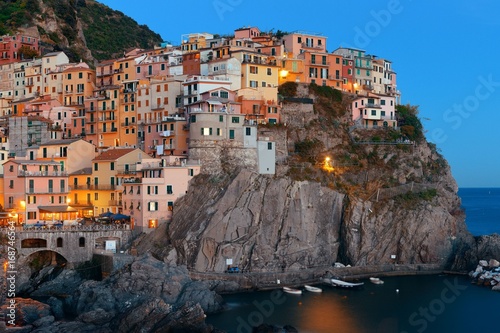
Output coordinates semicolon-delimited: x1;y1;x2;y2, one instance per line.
279;69;289;78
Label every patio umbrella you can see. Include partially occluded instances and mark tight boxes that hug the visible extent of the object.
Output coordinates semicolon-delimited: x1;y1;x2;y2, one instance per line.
99;211;114;218
110;213;130;220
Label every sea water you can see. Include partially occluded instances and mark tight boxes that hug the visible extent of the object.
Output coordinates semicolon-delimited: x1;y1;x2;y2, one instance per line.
459;187;500;236
206;188;500;333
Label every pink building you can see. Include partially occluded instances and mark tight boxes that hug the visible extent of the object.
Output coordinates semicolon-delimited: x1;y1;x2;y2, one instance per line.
351;93;397;129
3;159;73;225
0;33;40;65
120;155;200;233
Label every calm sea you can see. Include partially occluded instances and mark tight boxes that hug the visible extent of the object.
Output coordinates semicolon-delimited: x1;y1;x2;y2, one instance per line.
459;187;500;236
206;188;500;333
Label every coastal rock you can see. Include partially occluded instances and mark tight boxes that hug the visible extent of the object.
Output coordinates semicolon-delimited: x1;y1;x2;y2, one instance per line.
0;298;51;326
175;281;225;314
479;260;488;267
139;170;344;273
492;284;500;291
32;315;55;328
489;259;500;268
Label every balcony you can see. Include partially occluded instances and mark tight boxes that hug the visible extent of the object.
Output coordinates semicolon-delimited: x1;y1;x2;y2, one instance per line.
121;122;135;127
122;177;141;184
86;108;96;113
71;201;94;207
17;170;68;177
362;84;374;91
69;184;117;190
151;104;165;110
309;61;330;67
108;200;123;206
96;71;113;77
301;43;324;50
328;75;342;80
159;130;174;137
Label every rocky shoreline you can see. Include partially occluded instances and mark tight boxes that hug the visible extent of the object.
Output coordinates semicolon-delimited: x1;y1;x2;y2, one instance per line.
469;259;500;291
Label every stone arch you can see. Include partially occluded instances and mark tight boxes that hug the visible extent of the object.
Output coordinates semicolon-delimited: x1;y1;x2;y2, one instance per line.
19;249;69;269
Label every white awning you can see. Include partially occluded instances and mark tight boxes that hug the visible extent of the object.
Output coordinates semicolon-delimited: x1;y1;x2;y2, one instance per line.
207;100;223;105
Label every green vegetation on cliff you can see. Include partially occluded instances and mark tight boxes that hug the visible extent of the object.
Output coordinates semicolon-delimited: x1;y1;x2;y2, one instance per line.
78;0;162;60
0;0;162;62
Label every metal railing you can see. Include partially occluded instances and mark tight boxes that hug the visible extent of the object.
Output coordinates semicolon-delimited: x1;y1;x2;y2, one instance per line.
0;224;131;233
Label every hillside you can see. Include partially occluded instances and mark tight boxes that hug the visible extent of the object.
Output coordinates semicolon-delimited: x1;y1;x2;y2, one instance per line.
136;83;475;275
0;0;163;63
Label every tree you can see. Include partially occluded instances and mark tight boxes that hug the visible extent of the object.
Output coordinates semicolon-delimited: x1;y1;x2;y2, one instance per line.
18;45;38;60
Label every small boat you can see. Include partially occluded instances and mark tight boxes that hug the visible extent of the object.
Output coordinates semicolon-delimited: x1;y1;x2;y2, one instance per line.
283;287;302;295
330;278;364;288
370;277;384;285
304;285;322;293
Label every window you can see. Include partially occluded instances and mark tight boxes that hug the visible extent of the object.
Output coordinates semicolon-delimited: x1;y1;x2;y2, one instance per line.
57;238;63;247
231;117;240;123
79;72;83;79
229;129;235;140
262;81;266;87
94;163;98;171
188;169;194;176
267;68;272;75
249;80;258;88
201;127;212;136
371;110;377;116
168;201;174;211
167;185;173;194
220;91;228;99
67;73;71;80
311;55;316;64
79;237;85;247
250;66;258;74
268;142;273;150
381;100;386;106
94;193;99;200
246;127;251;136
148;202;159;211
110;162;115;170
219;115;224;122
190;115;196;123
60;180;65;192
48;180;53;193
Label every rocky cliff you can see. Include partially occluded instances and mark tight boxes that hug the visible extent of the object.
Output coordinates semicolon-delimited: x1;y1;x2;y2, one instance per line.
3;0;162;63
137;84;476;274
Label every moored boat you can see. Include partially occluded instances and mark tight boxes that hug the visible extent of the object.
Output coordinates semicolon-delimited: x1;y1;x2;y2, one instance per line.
370;277;384;285
330;278;364;288
283;287;302;295
304;285;322;293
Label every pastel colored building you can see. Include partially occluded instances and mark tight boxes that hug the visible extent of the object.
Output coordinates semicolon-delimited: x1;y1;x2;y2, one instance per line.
121;155;201;233
333;47;373;95
90;148;146;216
2;159;72;225
0;33;40;65
85;85;121;148
36;138;96;174
351;93;397;129
281;32;327;58
0;62;14;100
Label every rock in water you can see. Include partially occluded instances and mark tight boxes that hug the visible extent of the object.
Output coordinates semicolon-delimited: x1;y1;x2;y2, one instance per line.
479;260;489;267
489;259;500;268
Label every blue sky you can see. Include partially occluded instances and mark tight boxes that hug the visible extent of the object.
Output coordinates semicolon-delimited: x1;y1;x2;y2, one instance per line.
98;0;500;188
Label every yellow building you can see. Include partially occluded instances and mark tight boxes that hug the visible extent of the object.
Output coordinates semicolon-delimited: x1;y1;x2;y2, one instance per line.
90;148;146;215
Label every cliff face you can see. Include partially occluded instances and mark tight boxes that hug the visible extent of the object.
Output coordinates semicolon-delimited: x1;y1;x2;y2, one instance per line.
142;170;344;272
138;85;475;272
